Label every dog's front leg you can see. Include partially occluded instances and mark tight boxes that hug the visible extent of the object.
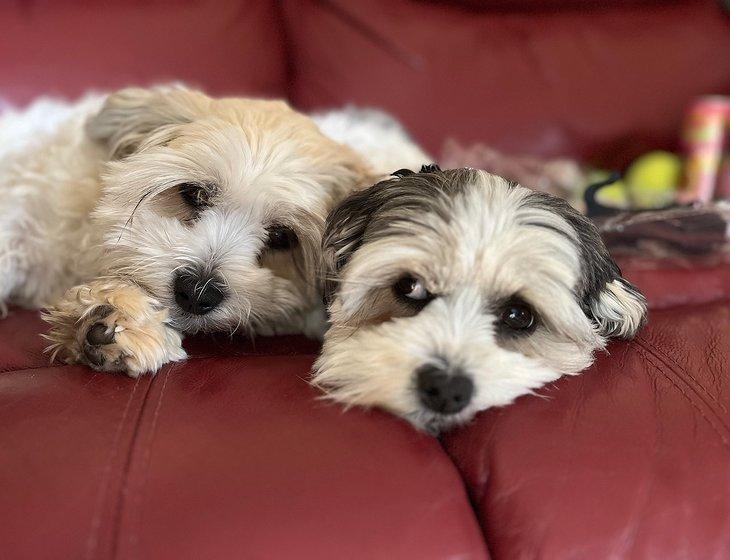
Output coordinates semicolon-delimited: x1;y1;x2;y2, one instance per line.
42;279;186;377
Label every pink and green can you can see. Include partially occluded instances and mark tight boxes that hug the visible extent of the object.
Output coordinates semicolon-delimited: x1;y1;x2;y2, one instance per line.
680;96;730;203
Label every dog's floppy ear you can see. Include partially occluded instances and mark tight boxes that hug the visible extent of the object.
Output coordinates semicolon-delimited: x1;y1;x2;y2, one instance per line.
586;275;647;339
526;192;647;339
321;183;383;304
321;165;443;304
86;86;208;159
570;211;647;339
574;222;647;339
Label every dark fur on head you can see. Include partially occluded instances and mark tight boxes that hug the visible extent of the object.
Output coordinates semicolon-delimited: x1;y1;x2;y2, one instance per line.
522;191;647;338
322;166;646;340
315;166;648;433
321;166;476;302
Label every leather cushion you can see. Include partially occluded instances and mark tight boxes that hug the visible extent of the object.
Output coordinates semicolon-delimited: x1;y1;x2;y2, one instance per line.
0;310;488;560
444;300;730;559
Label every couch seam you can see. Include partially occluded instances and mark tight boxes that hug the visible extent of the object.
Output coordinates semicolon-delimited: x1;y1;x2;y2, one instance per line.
275;0;297;102
134;366;170;560
316;0;423;69
635;334;727;412
0;350;319;376
108;367;171;560
107;373;159;560
436;437;493;560
635;335;730;428
83;376;147;560
636;346;730;448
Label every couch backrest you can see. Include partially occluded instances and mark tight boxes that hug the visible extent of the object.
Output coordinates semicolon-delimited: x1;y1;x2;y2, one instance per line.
282;0;730;167
0;0;287;104
1;0;728;167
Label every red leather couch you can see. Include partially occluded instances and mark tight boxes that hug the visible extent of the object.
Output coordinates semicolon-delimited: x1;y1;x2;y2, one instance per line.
1;2;729;558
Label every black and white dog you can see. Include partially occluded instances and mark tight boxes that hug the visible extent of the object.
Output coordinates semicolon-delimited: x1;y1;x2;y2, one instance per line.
314;166;647;433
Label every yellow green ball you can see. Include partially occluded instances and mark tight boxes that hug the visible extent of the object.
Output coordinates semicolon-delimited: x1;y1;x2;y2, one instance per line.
624;151;681;208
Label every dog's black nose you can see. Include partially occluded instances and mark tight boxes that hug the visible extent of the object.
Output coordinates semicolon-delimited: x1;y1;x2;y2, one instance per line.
416;364;473;415
173;272;225;315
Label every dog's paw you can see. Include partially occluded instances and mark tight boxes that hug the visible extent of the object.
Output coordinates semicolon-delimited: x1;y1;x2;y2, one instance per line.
79;304;186;377
43;280;186;377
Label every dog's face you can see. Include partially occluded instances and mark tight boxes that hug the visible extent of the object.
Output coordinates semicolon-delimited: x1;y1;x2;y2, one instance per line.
314;167;647;433
87;87;370;334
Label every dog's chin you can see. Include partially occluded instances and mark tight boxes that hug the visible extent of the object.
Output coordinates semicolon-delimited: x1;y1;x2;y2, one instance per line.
166;307;243;335
166;303;299;336
404;407;476;435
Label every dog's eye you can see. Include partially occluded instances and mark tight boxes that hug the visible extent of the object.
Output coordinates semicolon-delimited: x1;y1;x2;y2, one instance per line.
393;275;432;304
178;182;213;209
500;299;536;332
266;225;299;250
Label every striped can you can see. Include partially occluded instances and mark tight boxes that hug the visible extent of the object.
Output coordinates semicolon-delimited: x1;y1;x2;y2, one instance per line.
679;96;729;203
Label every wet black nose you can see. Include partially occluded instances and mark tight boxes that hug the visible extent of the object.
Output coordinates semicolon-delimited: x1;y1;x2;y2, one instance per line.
173;272;225;315
416;364;473;415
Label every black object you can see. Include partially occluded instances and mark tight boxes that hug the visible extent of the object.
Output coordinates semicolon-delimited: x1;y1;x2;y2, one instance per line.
173;272;226;315
416;364;473;414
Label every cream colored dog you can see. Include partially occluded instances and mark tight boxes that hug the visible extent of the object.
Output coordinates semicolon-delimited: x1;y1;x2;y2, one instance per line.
0;87;429;376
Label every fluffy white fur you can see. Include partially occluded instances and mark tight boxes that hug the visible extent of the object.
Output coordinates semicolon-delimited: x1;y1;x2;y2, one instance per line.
312;107;432;178
0;87;426;376
314;169;647;433
589;278;648;338
0;96;105;314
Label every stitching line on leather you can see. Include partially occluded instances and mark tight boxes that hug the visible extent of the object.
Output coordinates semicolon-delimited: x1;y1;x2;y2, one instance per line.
0;347;319;376
84;376;146;560
637;334;727;412
636;345;730;448
127;367;172;560
104;376;156;560
318;0;424;69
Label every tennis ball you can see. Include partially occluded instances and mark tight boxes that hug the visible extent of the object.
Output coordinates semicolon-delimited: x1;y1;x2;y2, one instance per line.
624;151;681;208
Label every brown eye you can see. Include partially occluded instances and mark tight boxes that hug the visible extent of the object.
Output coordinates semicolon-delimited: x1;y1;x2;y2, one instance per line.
393;275;433;306
266;225;298;250
178;182;214;209
500;300;536;332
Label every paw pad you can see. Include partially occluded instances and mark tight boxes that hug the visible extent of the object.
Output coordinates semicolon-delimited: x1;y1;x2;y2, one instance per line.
81;305;123;369
86;323;115;345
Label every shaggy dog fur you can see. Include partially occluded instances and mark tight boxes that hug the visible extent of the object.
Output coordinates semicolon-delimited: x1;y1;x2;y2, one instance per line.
0;86;428;376
313;166;647;433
